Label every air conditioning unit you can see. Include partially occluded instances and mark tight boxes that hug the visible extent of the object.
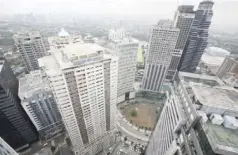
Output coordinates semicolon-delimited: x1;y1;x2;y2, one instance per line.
223;115;238;130
197;110;208;123
209;113;224;125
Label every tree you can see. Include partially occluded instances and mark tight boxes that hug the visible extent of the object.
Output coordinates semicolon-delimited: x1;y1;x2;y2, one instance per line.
65;137;71;146
124;136;128;142
131;141;134;145
130;110;137;117
51;146;56;152
134;144;137;151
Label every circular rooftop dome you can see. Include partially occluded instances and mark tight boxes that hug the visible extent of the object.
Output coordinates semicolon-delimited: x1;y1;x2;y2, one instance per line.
205;47;230;57
58;28;70;37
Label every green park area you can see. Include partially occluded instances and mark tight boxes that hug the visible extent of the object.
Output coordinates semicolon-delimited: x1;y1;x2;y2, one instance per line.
137;46;144;65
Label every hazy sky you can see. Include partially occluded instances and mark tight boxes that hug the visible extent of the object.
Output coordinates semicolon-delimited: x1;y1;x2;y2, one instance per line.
1;0;238;30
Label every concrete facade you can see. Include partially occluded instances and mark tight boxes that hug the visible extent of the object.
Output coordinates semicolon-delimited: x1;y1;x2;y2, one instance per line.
38;43;118;155
19;70;64;139
142;20;179;92
13;32;47;71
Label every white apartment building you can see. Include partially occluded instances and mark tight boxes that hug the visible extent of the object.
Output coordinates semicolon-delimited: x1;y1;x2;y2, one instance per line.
19;70;64;139
38;43;118;155
108;28;126;40
142;20;179;92
108;39;138;103
0;137;19;155
13;32;47;71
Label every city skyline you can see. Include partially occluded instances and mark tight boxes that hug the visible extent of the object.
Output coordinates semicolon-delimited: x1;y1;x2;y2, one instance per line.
0;0;237;32
0;0;238;154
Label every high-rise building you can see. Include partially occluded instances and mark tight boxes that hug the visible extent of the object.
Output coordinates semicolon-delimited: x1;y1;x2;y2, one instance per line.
141;20;179;92
108;39;138;103
38;43;118;155
178;0;214;72
146;85;185;155
216;55;238;78
146;72;238;155
0;58;38;150
108;28;126;40
0;137;19;155
19;70;64;139
216;55;238;87
166;5;195;80
13;32;47;72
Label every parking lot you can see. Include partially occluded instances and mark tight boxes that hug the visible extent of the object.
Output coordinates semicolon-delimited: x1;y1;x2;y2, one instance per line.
111;135;146;155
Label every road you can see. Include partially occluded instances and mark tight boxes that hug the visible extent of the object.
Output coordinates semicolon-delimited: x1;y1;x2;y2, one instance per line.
116;109;149;145
111;143;139;155
55;144;74;155
19;132;66;155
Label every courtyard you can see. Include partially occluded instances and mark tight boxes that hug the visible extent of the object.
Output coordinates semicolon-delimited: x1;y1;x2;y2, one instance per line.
118;100;161;129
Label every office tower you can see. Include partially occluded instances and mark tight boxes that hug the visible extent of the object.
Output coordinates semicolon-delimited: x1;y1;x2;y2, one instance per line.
13;32;47;72
108;28;126;40
166;5;195;80
216;55;238;78
108;39;138;103
0;58;38;150
146;85;185;155
216;55;238;87
146;72;238;155
19;70;64;139
0;137;19;155
141;20;179;92
178;0;214;72
38;43;118;155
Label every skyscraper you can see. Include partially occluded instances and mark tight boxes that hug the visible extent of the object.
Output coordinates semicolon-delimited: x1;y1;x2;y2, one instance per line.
0;58;38;150
146;72;238;155
216;55;238;78
146;86;185;155
108;39;138;103
0;137;19;155
19;70;64;139
38;43;118;155
166;5;195;80
13;32;47;72
141;20;179;92
178;0;214;72
216;55;238;87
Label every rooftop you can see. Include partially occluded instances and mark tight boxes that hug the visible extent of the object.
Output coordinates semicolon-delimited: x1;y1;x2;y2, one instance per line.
179;72;224;87
19;70;50;99
38;43;115;76
156;19;179;30
178;72;238;154
191;85;238;112
206;121;238;154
